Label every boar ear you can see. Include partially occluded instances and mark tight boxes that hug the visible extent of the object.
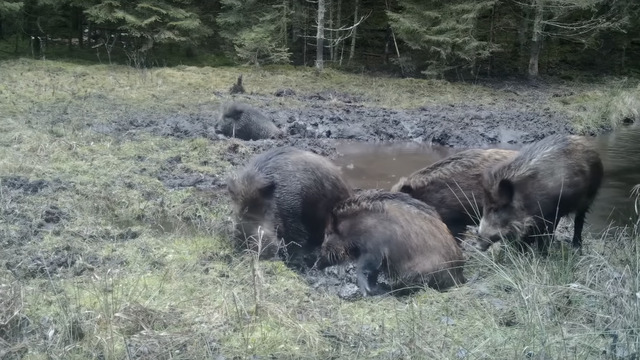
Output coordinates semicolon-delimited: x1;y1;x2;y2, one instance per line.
497;179;514;205
399;184;413;194
325;213;339;234
259;182;276;198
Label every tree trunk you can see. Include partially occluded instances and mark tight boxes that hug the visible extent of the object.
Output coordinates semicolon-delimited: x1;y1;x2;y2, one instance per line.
316;0;325;70
87;21;93;47
281;0;288;47
328;0;333;62
77;9;83;48
384;26;390;65
303;7;308;66
518;7;529;73
68;7;74;50
333;0;341;62
349;0;358;62
488;1;496;77
621;42;626;72
528;0;544;78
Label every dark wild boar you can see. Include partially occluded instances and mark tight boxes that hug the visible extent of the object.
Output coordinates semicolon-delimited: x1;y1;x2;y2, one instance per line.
226;147;352;260
391;149;518;241
477;135;603;254
217;102;281;140
316;190;466;296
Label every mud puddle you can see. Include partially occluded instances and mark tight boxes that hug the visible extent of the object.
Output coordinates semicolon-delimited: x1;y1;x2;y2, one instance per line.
333;126;640;234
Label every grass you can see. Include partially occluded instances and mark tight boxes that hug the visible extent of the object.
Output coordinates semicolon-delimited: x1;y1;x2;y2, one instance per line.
0;58;639;359
558;78;640;133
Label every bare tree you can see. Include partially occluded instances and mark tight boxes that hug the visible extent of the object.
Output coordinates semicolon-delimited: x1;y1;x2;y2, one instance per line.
320;2;369;66
528;0;544;78
316;0;325;70
349;0;359;62
518;0;627;78
333;0;341;61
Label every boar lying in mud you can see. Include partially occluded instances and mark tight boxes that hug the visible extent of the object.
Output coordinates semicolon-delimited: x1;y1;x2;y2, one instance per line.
315;190;466;296
477;135;604;254
226;147;352;261
217;102;281;140
391;149;518;241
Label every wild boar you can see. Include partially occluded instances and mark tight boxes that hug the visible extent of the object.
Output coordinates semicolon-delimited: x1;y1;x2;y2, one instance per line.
316;190;466;296
391;149;518;241
217;102;281;140
226;147;353;261
477;135;603;254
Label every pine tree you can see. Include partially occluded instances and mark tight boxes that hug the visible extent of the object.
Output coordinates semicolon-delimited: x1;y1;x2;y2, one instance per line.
0;1;23;40
85;0;211;66
0;0;23;14
217;0;291;65
387;0;496;78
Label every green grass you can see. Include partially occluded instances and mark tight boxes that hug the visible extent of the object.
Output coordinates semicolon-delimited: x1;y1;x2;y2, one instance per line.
557;78;640;133
0;58;639;359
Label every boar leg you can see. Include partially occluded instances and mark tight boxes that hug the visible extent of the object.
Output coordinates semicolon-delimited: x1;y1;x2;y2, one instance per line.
356;253;383;297
572;210;586;250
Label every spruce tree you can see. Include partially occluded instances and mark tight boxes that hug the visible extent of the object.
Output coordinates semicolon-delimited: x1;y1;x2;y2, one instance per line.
85;0;211;66
387;0;496;78
216;0;291;65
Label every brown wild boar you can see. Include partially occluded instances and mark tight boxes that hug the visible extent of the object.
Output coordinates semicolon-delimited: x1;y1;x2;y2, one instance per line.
477;134;604;254
226;147;352;260
391;149;518;241
217;102;281;140
315;190;466;296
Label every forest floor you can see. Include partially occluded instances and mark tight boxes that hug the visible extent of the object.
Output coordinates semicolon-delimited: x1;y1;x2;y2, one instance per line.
1;58;639;359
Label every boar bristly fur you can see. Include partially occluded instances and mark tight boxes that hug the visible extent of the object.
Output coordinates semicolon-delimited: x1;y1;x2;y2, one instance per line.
477;135;604;254
317;190;466;296
227;147;353;261
391;148;518;241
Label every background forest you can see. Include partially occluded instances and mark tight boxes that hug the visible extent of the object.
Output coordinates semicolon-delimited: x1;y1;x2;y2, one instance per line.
0;0;639;79
2;1;640;360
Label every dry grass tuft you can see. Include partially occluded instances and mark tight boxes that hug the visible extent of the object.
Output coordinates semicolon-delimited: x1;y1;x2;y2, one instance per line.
561;80;640;133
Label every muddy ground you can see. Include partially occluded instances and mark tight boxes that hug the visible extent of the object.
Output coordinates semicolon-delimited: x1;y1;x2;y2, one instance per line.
3;84;591;300
91;84;580;157
87;86;585;300
4;59;639;358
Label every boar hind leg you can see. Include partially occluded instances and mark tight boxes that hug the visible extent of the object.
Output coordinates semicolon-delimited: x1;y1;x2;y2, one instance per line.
572;210;586;250
356;253;383;297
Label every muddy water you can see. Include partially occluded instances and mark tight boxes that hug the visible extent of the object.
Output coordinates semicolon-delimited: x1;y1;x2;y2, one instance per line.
333;127;640;233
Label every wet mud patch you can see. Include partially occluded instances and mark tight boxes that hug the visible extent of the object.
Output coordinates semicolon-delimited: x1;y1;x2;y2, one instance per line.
302;89;366;104
0;176;71;248
1;176;67;195
91;110;219;140
303;264;366;301
265;102;573;147
90;90;577;152
6;248;79;279
5;245;108;279
155;154;227;191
